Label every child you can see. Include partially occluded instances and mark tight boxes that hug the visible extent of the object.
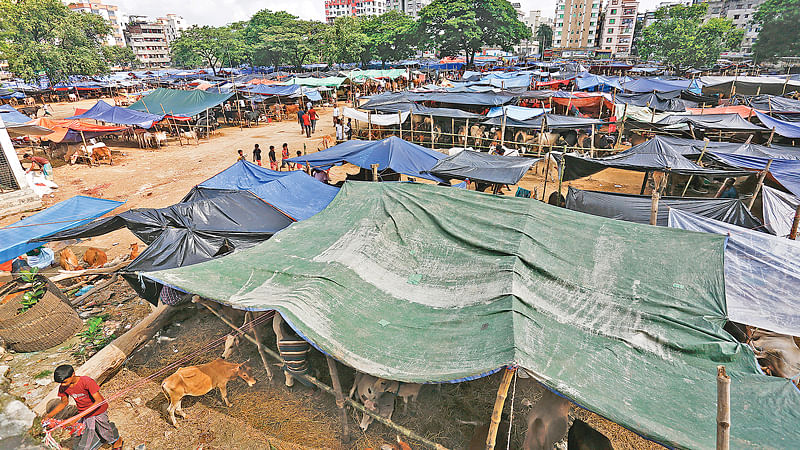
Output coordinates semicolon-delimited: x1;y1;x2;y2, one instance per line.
237;149;246;161
294;151;303;170
252;144;262;166
280;143;291;171
43;364;123;450
268;145;278;171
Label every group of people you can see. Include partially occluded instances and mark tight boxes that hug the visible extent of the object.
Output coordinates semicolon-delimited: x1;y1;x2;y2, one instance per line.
297;102;319;138
238;143;303;171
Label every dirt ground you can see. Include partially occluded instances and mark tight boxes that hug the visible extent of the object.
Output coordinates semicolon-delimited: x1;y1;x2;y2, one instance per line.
3;98;661;449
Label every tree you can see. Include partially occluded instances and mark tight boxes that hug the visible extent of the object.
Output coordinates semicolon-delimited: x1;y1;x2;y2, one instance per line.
322;16;369;65
752;0;800;62
0;0;112;82
261;19;326;69
535;24;553;53
102;45;137;69
418;0;530;67
362;11;419;68
637;4;743;68
170;25;246;75
243;9;298;68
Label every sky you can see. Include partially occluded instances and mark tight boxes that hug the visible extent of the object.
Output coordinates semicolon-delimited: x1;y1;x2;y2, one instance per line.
114;0;665;27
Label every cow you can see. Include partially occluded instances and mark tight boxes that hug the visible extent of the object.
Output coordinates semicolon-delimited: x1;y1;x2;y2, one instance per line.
129;243;139;260
90;145;112;165
514;130;539;151
396;382;423;412
469;125;486;149
322;135;335;148
82;247;107;269
138;131;153;149
522;389;571;450
536;131;563;152
533;153;560;182
181;130;199;145
153;131;168;148
750;328;800;385
567;419;614;450
285;104;300;116
161;359;256;427
349;373;400;431
455;126;468;147
466;413;511;450
59;248;79;271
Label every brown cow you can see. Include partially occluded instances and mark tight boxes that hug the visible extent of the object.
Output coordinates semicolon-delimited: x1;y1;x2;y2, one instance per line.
523;389;571;450
568;419;614;450
91;146;113;165
161;359;256;427
82;247;107;269
59;248;79;271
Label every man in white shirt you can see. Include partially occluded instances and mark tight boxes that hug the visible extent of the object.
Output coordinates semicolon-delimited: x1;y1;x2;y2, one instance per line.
335;119;343;141
332;103;340;125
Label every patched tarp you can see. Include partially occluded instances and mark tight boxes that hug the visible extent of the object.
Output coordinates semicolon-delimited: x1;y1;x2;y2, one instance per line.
2;196;122;263
129;88;234;118
565;186;762;228
712;153;800;197
286;136;445;182
143;181;800;449
754;111;800;138
183;161;339;221
762;186;800;237
656;113;767;131
66;100;164;128
669;208;800;336
427;150;537;184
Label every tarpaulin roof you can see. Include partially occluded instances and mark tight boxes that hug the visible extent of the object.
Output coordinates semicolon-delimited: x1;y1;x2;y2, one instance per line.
284;76;348;88
361;102;485;119
129;88;234;118
0;105;32;124
701;76;800;96
65;100;164;128
185;160;339;222
2;195;122;263
565;186;761;228
575;74;628;91
551;96;613;111
562;136;753;180
668;208;800;336
614;91;695;112
238;84;301;96
753;110;800;138
762;185;800;237
654;136;800;160
427;150;537;184
656;113;767;131
286;136;446;182
748;95;800;113
343;107;410;126
482;113;605;130
712;153;800;197
619;78;695;93
27;118;128;143
686;105;755;118
143;181;800;449
359;91;515;108
487;105;548;120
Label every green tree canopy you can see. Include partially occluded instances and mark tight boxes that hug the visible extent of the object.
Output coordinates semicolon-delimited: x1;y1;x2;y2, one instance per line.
752;0;800;62
102;45;137;69
170;25;246;75
362;11;419;68
0;0;112;82
637;4;743;68
418;0;530;66
243;9;299;68
322;16;369;65
536;23;553;53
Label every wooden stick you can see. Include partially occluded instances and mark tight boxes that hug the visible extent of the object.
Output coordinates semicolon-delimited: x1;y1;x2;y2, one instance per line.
789;205;800;240
747;159;773;210
541;151;552;202
71;274;118;306
161;104;183;146
326;355;351;443
716;365;731;450
251;311;275;382
681;138;710;197
371;163;379;182
430;113;435;148
486;367;514;450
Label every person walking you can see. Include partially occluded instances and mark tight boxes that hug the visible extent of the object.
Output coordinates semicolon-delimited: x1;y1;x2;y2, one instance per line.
335;118;344;142
280;143;291;170
345;118;353;140
297;106;305;135
252;144;262;166
332;103;340;126
308;107;318;134
268;145;278;171
302;110;311;138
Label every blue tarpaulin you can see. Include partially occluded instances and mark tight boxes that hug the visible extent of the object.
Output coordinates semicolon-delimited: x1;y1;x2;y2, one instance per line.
1;196;123;263
185;160;339;221
238;84;301;96
620;78;695;93
66;100;164;128
712;153;800;198
286;136;446;182
359;91;515;108
668;208;800;337
487;105;549;120
0;105;32;124
754;111;800;138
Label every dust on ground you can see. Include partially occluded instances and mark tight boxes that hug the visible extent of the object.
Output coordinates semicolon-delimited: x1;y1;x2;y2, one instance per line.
3;98;660;449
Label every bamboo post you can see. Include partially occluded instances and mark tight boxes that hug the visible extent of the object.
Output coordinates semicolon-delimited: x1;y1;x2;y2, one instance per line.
451;117;455;145
538;115;546;157
590;124;596;158
500;109;507;149
766;127;776;146
681;138;710;197
716;366;731;450
650;178;660;225
161;104;183;146
326;356;351;443
205;108;210;139
399;111;403;137
747;159;773;210
789;205;800;240
79;130;92;167
251;312;275;382
430;113;435;148
615;104;627;150
410;109;415;143
541;151;552;201
486;367;515;450
464;118;469;148
371;163;379;181
368;111;372;140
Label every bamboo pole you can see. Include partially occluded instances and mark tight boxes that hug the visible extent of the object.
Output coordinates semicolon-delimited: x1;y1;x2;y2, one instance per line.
371;163;379;182
485;367;515;450
399;111;403;137
251;311;275;382
716;366;731;450
650;180;660;226
681;138;710;197
789;205;800;240
368;111;372;140
500;109;506;149
79;130;92;167
410;109;415;144
541;151;552;201
430;113;435;148
326;356;351;443
590;124;596;158
161;104;183;146
766;127;776;146
747;159;773;210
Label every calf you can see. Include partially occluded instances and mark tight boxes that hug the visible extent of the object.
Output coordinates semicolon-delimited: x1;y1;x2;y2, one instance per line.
161;359;256;427
59;248;79;271
349;372;400;431
128;243;139;260
181;130;199;145
750;328;800;385
82;247;107;269
567;419;613;450
523;389;571;450
153;131;168;148
91;146;112;165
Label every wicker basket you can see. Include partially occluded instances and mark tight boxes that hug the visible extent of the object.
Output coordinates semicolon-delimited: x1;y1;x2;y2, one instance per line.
0;277;82;353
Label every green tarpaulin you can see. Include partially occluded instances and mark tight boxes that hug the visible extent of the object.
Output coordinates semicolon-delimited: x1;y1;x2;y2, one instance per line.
284;77;348;88
128;88;233;117
145;182;800;450
347;69;407;80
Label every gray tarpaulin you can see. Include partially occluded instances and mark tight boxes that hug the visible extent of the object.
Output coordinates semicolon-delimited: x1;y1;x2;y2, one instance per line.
669;208;800;336
427;150;537;184
761;186;800;237
656;113;767;131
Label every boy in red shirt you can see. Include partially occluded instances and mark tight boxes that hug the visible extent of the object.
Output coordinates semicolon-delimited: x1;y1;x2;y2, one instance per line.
302;111;311;138
43;364;123;450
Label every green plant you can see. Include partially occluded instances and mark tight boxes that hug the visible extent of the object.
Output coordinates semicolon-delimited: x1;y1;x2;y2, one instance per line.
17;268;46;314
73;315;114;359
33;369;52;379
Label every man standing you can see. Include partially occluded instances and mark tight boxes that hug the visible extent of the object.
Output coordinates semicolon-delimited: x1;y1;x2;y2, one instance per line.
43;364;123;450
280;143;291;170
23;153;52;180
302;110;311;138
308;107;319;134
252;144;262;166
297;106;305;135
345;118;353;140
332;103;340;126
335;118;343;142
268;145;278;171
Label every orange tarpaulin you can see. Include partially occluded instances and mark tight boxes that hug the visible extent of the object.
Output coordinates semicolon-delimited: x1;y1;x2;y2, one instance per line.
686;105;755;118
247;79;281;85
27;118;127;143
552;96;614;114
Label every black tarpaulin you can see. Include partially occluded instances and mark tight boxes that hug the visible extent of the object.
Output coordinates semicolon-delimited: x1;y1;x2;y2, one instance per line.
427;150;538;184
748;95;800;113
614;91;696;112
654;136;800;160
656;113;767;131
481;113;604;130
566;186;762;228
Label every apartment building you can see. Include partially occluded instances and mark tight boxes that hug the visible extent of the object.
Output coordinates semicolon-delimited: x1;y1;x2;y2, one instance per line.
66;1;124;46
553;0;602;50
163;14;187;44
700;0;764;53
123;17;171;68
600;0;638;58
385;0;430;18
325;0;387;24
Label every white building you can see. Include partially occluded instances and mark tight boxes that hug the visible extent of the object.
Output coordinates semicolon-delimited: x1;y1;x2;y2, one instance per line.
385;0;430;18
553;0;602;49
162;14;187;44
701;0;764;53
325;0;387;24
123;16;171;68
516;10;553;56
600;0;639;58
66;1;124;46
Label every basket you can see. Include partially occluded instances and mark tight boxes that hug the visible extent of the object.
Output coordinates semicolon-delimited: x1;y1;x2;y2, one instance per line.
0;276;82;353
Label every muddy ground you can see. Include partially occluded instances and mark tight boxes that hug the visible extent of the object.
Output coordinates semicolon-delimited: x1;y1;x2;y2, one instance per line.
2;97;662;449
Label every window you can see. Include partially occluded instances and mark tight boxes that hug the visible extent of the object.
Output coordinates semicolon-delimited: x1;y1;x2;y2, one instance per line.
559;14;564;18
607;28;613;33
744;14;748;18
611;9;617;14
592;12;598;17
556;31;561;35
590;21;595;26
609;18;615;24
733;14;740;19
606;37;612;42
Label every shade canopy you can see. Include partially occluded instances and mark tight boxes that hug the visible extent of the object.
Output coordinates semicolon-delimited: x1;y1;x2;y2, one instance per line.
428;150;537;184
0;105;32;124
359;91;515;108
754;110;800;138
712;153;800;198
66;100;164;128
129;87;234;118
143;181;800;449
656;113;767;131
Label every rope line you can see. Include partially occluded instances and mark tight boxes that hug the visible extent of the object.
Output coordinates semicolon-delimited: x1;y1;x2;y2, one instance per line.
505;368;518;450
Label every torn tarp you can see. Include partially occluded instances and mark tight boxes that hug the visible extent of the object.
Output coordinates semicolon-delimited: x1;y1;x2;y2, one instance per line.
566;186;762;228
427;150;537;184
669;208;800;336
761;186;800;237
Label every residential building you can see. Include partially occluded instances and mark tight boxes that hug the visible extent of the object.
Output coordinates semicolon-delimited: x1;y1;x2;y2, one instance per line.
515;11;554;56
123;16;171;68
553;0;602;50
162;14;187;44
385;0;430;18
325;0;387;24
600;0;638;58
700;0;764;53
66;1;124;46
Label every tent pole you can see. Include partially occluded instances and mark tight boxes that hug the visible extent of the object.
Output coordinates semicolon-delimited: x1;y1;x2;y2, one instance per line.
650;172;663;225
640;170;650;195
411;109;415;144
485;367;514;450
681;138;710;197
500;109;506;150
789;205;800;240
716;366;731;450
766;127;776;146
247;312;274;382
368;111;372;140
615;104;627;150
747;158;773;211
325;355;351;443
399;111;403;138
371;163;379;182
161;103;182;146
541;151;552;201
79;130;92;167
590;124;596;158
430;113;435;149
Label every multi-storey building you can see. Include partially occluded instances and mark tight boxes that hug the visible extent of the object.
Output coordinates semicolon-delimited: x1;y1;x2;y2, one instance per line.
553;0;602;50
162;14;187;44
600;0;638;58
700;0;764;53
325;0;387;24
123;17;171;68
66;1;124;46
514;11;554;56
385;0;430;18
